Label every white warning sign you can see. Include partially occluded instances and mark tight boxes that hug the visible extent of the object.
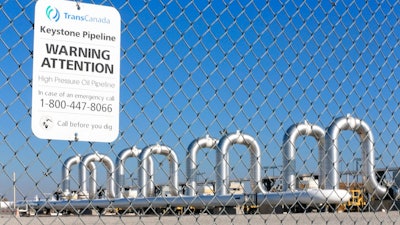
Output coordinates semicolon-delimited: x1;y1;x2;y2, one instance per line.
32;0;121;142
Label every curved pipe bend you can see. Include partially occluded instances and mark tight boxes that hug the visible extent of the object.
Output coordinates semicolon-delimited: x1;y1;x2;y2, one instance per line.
216;131;267;195
79;153;116;199
115;147;154;198
325;115;387;198
138;144;179;197
186;135;219;196
62;155;96;198
282;121;325;191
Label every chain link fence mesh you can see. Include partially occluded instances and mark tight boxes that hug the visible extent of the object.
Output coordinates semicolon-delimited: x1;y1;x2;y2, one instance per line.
1;0;400;224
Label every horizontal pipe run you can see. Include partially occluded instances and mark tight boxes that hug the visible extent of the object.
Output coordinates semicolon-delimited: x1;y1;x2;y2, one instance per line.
255;189;351;206
28;189;351;211
29;195;246;211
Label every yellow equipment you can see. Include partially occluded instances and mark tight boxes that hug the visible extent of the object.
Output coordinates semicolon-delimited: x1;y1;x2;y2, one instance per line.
345;189;366;212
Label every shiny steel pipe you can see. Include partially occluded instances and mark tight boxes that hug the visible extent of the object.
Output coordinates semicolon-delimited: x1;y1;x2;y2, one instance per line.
282;121;325;191
325;115;387;198
186;135;219;196
115;147;154;198
61;155;96;198
79;153;116;199
138;144;179;197
255;189;351;206
31;194;248;211
31;189;351;211
216;131;267;195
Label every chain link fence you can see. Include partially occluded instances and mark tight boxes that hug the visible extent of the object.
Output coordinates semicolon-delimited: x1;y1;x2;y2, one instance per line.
1;0;400;224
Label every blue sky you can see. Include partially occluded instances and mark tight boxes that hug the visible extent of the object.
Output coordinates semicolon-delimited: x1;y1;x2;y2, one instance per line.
0;0;399;199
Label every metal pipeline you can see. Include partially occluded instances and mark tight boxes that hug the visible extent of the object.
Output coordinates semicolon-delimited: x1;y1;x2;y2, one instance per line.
31;194;248;211
138;144;179;197
44;126;358;212
282;121;325;191
79;153;116;199
216;131;267;195
325;115;387;198
61;155;96;198
186;135;219;196
30;189;351;211
255;188;350;206
115;147;154;198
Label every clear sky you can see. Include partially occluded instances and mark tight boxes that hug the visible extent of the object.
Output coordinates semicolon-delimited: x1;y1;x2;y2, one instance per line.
0;0;399;200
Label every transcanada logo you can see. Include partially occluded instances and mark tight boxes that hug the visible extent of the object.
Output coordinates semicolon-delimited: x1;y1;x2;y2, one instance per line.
63;12;111;24
45;5;110;24
46;6;60;22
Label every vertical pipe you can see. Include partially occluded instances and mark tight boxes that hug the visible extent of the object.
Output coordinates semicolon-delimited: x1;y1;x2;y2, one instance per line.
115;147;140;198
87;162;97;199
13;172;15;212
186;135;218;196
282;121;325;191
216;131;266;195
115;147;154;198
138;144;179;197
62;155;80;196
325;115;387;197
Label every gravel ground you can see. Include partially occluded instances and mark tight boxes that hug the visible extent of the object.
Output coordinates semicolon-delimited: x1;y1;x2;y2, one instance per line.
0;211;399;225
